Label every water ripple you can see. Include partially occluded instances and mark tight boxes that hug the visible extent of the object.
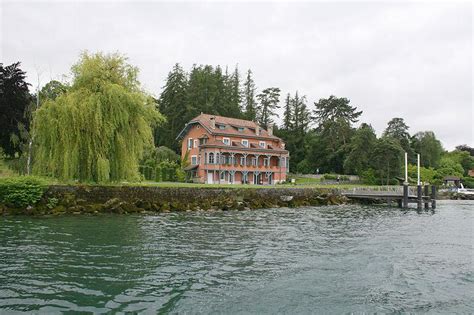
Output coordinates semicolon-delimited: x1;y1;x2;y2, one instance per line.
0;201;473;313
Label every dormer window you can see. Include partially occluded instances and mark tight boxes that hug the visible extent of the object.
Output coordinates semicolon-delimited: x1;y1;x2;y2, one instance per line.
217;124;226;130
238;127;245;132
223;137;230;146
259;141;266;148
241;139;249;147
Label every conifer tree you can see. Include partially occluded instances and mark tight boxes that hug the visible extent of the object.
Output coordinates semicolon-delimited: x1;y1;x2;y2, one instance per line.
242;70;257;121
282;93;292;130
155;63;188;151
0;62;32;157
256;87;280;126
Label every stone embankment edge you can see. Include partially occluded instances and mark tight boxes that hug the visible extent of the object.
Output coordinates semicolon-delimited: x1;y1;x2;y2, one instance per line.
0;185;356;215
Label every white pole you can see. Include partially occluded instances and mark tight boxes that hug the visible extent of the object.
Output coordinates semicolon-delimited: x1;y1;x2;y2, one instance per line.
417;153;420;185
404;152;408;184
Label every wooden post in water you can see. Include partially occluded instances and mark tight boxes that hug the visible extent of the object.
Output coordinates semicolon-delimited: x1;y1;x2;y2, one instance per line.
417;185;423;210
424;185;429;209
403;184;409;208
431;185;436;209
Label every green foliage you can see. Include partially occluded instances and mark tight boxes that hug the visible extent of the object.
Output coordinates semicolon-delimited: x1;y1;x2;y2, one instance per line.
0;62;32;157
383;117;414;160
296;159;313;174
313;95;362;125
407;164;437;184
442;150;474;176
256;87;281;126
0;176;47;207
462;177;474;188
140;146;180;180
435;156;464;179
322;174;349;181
344;123;377;174
243;70;257;121
411;131;443;168
360;169;377;185
46;197;59;209
155;160;182;182
33;52;164;182
372;137;404;185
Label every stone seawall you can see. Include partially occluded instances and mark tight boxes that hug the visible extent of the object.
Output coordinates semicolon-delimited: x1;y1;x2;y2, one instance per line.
2;185;350;215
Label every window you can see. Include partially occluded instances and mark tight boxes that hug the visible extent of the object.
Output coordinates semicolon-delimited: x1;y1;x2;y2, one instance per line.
252;158;257;166
263;157;270;167
193;140;198;148
240;157;246;166
187;138;193;149
208;152;215;164
191;155;198;165
259;141;266;148
238;127;245;132
242;139;249;147
223;137;230;146
217;124;226;130
220;171;226;181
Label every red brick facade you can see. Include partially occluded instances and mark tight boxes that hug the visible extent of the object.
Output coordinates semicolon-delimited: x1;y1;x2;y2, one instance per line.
177;114;289;184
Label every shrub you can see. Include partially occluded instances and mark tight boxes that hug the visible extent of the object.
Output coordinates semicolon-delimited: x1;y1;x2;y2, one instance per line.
462;177;474;188
322;174;349;181
0;176;47;207
360;169;377;185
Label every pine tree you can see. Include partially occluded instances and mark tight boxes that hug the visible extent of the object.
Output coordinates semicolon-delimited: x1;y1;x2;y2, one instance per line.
242;70;257;121
155;63;189;151
282;93;292;129
256;87;280;126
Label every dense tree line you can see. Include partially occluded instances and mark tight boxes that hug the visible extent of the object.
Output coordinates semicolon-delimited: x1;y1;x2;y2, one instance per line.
0;56;473;185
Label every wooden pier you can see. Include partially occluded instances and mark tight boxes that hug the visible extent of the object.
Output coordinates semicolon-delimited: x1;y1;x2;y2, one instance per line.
342;185;436;209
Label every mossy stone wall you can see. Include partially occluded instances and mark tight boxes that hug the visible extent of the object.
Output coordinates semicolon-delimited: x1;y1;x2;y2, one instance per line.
1;185;350;215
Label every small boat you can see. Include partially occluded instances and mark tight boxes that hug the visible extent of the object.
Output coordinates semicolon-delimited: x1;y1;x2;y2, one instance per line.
456;183;474;195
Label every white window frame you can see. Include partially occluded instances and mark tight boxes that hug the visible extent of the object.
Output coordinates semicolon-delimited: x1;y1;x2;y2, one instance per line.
242;139;249;147
187;138;193;149
259;141;266;148
240;157;245;166
193;139;198;148
220;171;226;181
191;155;198;165
223;137;231;146
208;152;215;164
252;158;257;166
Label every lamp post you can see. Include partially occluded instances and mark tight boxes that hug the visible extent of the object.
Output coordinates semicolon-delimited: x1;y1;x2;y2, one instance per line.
403;152;408;208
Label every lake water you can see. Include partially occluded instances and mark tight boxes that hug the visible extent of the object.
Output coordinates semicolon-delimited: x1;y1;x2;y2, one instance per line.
0;201;473;314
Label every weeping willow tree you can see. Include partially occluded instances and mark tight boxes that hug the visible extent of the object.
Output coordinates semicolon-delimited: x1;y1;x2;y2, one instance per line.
33;52;164;182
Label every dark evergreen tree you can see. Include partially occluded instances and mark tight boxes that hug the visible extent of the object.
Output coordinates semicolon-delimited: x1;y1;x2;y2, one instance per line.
383;117;414;160
282;93;292;130
343;123;377;174
0;62;32;157
243;69;257;121
256;87;280;126
410;131;443;168
155;63;189;151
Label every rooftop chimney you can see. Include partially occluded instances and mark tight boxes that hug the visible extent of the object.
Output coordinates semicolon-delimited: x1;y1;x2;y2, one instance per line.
267;124;274;136
210;116;216;129
256;126;260;136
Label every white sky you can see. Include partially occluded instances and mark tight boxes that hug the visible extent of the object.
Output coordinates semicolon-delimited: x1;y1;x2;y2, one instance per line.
1;0;472;150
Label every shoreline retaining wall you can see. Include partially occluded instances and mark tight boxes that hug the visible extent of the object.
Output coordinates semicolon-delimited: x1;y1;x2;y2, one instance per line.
1;185;351;215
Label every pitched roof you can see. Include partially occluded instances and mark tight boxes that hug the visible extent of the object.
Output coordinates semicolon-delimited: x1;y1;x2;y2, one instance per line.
177;113;281;140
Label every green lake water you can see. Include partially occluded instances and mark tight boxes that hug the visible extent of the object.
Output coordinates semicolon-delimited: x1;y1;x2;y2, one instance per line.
0;201;473;314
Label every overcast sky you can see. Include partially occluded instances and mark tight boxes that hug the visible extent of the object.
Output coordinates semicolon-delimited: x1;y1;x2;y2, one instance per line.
1;0;472;150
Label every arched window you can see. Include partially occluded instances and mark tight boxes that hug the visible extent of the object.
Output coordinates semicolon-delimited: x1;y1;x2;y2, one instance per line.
209;152;215;164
